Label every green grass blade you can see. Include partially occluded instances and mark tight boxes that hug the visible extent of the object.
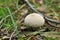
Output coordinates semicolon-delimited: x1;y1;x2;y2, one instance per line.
6;6;18;31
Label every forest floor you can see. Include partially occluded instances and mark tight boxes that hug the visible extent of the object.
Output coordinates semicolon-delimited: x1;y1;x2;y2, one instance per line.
0;0;60;40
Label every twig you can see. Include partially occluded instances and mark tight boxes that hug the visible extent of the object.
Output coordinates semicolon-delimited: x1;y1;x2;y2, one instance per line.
45;17;60;24
46;21;60;28
23;29;46;37
9;30;16;40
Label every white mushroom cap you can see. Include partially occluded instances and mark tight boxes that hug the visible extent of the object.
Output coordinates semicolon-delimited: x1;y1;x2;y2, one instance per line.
24;13;45;27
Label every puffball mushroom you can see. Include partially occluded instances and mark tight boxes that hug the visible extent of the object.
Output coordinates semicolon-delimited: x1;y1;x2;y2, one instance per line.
24;13;45;27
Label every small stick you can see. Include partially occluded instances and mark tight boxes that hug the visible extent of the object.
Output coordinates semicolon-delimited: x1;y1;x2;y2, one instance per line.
9;30;16;40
